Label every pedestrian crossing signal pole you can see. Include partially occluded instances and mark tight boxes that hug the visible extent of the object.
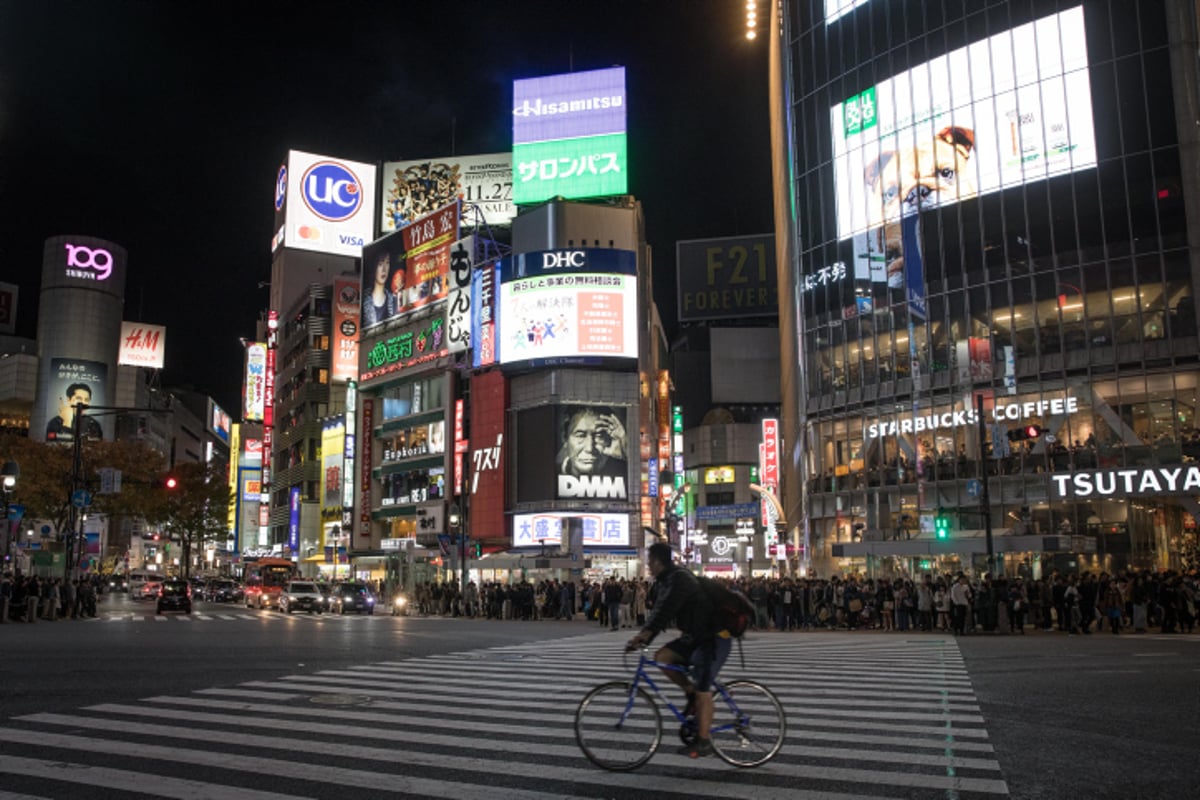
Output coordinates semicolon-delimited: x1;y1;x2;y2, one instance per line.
976;394;996;577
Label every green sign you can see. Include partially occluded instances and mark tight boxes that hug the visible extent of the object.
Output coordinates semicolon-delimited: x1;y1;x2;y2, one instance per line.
362;317;447;381
843;86;877;137
672;405;683;434
512;132;628;205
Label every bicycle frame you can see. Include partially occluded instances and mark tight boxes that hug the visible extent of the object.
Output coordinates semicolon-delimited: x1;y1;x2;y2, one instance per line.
618;651;741;735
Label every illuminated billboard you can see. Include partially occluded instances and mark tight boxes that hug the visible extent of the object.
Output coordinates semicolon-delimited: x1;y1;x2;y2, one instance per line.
321;418;345;512
676;234;777;322
512;66;628;204
497;249;638;365
210;402;231;443
360;310;448;384
381;154;515;231
332;277;360;382
361;201;460;332
117;321;166;369
831;6;1095;241
43;359;107;443
556;405;630;501
512;512;630;548
281;150;377;258
243;342;267;422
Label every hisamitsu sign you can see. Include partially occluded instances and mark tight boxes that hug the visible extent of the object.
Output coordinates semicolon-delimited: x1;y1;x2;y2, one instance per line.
677;234;777;322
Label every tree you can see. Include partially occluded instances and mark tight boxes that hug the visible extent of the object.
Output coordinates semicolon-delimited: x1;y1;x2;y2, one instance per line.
154;460;232;578
1;434;168;533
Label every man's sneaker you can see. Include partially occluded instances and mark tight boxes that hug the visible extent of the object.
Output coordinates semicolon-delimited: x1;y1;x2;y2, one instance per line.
677;738;714;758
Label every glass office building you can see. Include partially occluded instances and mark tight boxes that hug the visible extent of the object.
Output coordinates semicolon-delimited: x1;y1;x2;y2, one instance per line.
773;0;1200;576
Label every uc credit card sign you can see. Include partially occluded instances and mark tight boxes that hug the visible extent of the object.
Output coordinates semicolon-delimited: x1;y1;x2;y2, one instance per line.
283;150;377;258
512;67;628;204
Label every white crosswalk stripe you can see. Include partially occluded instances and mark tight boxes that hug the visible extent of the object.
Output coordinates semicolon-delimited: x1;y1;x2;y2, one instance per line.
0;632;1008;799
87;610;387;623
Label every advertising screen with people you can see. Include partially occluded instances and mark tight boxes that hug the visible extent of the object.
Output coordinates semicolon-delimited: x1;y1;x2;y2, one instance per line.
43;358;107;443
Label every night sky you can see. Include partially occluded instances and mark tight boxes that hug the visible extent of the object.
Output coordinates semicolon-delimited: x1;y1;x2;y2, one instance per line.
0;0;771;413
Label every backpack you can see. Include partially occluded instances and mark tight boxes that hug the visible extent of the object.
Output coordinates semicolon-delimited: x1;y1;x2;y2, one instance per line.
699;577;755;638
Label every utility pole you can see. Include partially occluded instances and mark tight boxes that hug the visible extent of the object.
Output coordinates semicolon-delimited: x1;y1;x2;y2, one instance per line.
976;394;996;577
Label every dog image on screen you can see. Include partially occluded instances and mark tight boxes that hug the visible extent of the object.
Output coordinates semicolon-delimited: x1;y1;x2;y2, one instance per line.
863;125;977;287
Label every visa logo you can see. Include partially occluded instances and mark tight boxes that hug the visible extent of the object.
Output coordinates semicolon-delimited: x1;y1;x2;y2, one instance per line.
338;234;364;247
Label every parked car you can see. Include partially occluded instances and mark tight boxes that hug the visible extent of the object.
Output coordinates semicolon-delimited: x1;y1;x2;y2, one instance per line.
156;579;192;615
279;581;325;614
205;579;242;603
328;583;376;615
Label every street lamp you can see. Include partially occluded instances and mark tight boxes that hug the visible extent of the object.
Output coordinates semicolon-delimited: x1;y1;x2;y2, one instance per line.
2;460;19;567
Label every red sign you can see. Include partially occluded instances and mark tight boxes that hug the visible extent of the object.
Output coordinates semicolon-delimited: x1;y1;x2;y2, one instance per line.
357;399;373;548
467;370;507;544
455;399;464;443
762;418;779;489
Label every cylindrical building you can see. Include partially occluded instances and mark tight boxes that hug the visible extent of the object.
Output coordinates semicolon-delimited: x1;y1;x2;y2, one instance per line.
775;1;1200;576
32;235;127;443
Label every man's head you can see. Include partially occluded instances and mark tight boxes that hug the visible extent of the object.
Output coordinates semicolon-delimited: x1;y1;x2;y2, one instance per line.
65;383;92;407
562;407;614;474
647;542;673;578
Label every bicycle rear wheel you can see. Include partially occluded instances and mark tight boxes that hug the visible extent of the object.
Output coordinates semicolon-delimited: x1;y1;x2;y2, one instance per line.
709;680;786;767
575;681;662;771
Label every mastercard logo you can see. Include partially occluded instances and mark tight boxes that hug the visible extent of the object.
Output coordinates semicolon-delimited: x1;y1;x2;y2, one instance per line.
298;225;322;241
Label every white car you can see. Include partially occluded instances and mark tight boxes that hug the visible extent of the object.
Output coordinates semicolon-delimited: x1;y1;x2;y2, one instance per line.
278;581;325;614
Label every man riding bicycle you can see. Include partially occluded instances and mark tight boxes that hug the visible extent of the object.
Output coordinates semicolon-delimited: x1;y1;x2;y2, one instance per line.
626;542;732;758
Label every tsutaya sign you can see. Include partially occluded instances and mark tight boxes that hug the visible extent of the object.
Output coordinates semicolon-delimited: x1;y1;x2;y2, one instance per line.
866;396;1080;439
1051;465;1200;499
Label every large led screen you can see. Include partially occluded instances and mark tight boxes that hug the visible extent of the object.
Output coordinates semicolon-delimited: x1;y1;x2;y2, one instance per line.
512;512;631;548
512;66;628;204
381;153;515;231
831;6;1096;242
556;405;630;501
498;249;638;365
43;358;107;443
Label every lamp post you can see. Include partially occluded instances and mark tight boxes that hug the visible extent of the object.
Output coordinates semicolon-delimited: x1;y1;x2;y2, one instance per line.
448;504;463;591
2;460;19;568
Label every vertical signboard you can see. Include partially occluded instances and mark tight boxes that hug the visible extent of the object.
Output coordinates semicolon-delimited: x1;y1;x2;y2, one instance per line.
356;397;373;550
446;237;474;354
332;278;360;382
341;381;357;533
0;281;17;335
244;343;267;422
761;418;780;527
471;261;498;368
288;486;301;554
43;359;108;442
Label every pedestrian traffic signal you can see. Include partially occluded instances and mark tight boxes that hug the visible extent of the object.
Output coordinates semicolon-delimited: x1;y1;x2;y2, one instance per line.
934;509;951;540
1007;425;1044;442
474;541;482;558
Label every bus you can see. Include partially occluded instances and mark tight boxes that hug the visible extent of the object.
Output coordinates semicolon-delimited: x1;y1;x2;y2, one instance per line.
243;557;297;609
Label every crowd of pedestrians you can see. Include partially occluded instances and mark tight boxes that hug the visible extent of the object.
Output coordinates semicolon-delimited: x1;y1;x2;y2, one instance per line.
1;572;99;622
404;569;1198;636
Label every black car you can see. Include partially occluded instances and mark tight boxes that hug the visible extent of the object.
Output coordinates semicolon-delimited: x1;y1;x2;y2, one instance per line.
156;579;193;615
205;579;242;603
329;583;376;615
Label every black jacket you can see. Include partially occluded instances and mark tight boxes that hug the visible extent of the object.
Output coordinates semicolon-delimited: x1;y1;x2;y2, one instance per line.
642;565;713;641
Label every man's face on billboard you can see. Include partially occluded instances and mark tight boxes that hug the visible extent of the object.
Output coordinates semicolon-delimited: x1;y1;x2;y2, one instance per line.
566;411;611;474
68;387;91;408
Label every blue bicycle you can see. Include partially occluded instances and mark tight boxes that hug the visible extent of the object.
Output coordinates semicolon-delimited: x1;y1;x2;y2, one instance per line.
574;648;786;770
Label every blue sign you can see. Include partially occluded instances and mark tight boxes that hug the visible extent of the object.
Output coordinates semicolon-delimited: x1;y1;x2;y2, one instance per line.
6;503;24;521
501;248;637;282
274;164;287;211
71;489;93;509
288;487;301;552
647;458;659;498
301;161;363;222
696;502;760;521
966;479;983;499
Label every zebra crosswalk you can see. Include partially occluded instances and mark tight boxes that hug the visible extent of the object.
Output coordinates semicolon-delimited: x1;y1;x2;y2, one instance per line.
89;610;387;623
0;632;1009;799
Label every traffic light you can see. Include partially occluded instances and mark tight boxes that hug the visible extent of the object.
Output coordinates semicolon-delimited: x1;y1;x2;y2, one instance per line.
934;508;951;540
165;475;179;489
474;541;482;558
1007;425;1044;442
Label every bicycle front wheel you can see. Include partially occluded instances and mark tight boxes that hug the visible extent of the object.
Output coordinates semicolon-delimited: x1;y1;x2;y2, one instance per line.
575;681;662;771
710;680;786;768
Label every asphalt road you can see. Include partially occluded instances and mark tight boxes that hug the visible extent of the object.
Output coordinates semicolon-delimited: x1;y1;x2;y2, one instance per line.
0;593;1196;799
